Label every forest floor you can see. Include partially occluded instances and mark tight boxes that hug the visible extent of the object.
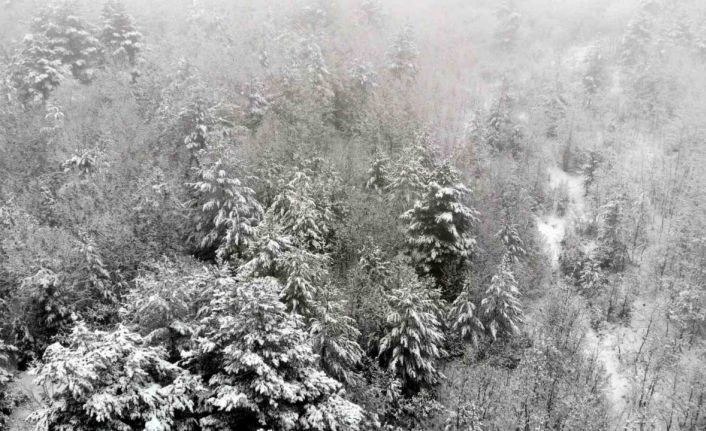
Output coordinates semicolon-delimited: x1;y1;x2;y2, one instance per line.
536;164;634;427
6;371;42;430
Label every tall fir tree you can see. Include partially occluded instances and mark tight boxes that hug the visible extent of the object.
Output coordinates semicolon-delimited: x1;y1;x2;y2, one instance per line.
193;277;364;430
378;265;445;389
349;245;393;353
186;159;263;262
494;4;521;50
311;297;364;384
485;84;521;154
9;33;63;103
447;278;484;346
480;255;523;341
401;163;479;289
239;214;330;318
30;0;102;83
365;153;392;193
596;200;628;271
388;25;418;82
620;12;653;67
386;151;429;205
269;171;333;253
496;223;526;263
237;215;292;278
32;324;202;431
100;0;143;66
279;247;329;317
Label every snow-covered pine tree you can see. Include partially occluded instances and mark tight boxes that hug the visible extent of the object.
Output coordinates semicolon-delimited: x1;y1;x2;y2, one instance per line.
447;279;483;346
485;85;521;154
494;4;521;50
8;33;63;103
15;269;73;359
186;159;263;262
237;215;292;278
311;297;364;384
365;152;391;193
496;222;526;263
65;238;116;324
596;200;628;271
295;2;332;33
582;149;603;190
269;171;333;253
480;255;523;341
388;25;418;82
386;151;429;206
360;0;384;28
193;277;364;430
74;239;113;300
176;97;214;172
122;258;216;361
61;149;98;178
238;214;329;318
279;246;330;317
32;324;202;430
378;265;445;388
358;244;391;286
578;258;605;296
296;38;334;102
543;89;568;138
100;0;143;66
349;244;393;353
242;79;269;131
30;0;102;83
620;13;653;67
583;45;605;98
668;284;706;341
348;61;378;97
401;162;479;287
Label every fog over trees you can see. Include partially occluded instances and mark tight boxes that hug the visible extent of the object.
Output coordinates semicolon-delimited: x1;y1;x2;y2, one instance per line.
0;0;705;430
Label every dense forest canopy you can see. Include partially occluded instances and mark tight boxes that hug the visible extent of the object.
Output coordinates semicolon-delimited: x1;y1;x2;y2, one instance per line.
0;0;705;430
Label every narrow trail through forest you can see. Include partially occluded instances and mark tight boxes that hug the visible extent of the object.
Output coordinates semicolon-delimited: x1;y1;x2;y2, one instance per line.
6;371;42;430
536;165;630;427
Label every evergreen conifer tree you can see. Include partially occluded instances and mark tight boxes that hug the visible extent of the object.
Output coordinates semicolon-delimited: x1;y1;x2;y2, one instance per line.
269;172;333;253
32;324;202;431
30;0;102;83
447;279;483;346
378;266;445;388
388;25;418;82
186;160;263;262
311;298;364;384
279;247;329;317
100;0;143;66
386;152;429;205
9;34;63;103
596;200;628;271
621;14;653;67
401;163;479;287
365;153;391;193
194;277;364;430
480;255;523;341
496;223;526;263
494;4;521;50
485;86;521;153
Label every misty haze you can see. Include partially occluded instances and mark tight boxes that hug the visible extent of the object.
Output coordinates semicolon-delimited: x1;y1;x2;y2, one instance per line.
0;0;704;430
